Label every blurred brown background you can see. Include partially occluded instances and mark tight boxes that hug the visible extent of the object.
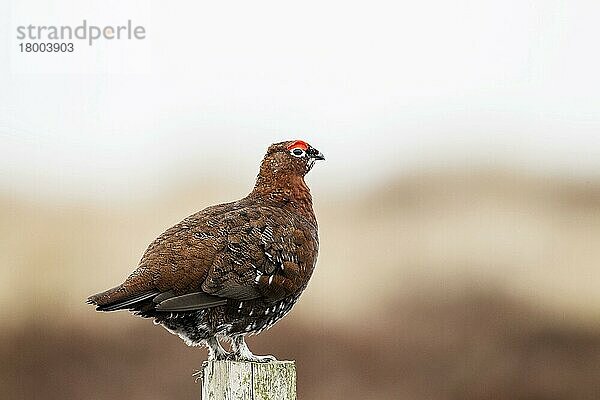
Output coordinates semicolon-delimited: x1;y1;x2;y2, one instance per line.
2;167;600;399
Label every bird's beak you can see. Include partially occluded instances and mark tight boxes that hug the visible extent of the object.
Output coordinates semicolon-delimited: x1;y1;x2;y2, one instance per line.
308;147;325;161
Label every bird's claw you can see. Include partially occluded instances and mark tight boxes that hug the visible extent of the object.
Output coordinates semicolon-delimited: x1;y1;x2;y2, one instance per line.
219;352;277;362
237;354;277;363
252;354;277;363
192;369;203;383
222;353;239;361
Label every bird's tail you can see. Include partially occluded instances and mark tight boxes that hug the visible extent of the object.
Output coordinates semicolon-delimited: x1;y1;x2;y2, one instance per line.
87;285;159;312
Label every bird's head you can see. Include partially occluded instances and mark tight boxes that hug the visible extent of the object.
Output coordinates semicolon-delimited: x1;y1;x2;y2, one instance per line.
252;140;324;208
261;140;325;178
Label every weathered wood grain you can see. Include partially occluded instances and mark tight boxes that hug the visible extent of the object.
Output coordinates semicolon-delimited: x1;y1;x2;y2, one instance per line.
201;360;296;400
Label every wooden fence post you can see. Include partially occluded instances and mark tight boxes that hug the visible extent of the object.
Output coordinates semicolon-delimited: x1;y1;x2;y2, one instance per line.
201;360;296;400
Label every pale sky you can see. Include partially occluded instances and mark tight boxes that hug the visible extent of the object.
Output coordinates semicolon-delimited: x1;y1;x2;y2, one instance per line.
2;0;600;201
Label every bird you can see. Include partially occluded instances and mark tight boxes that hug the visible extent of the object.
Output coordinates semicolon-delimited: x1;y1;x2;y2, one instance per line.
87;140;324;363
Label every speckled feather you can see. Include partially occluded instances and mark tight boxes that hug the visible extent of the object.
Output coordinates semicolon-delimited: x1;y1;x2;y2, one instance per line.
87;140;322;344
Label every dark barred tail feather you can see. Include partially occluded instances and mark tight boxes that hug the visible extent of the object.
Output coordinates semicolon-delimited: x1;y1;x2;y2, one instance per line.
87;286;159;312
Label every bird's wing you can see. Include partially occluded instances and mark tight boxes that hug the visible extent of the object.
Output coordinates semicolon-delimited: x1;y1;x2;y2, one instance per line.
88;205;229;311
88;203;318;311
201;206;318;303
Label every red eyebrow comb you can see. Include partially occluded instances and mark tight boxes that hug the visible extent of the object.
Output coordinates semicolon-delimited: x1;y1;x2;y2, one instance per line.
286;140;309;151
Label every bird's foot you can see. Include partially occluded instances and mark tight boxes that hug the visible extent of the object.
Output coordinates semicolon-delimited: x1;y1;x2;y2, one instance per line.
208;351;231;362
229;350;277;362
192;369;203;383
229;335;278;362
206;337;230;361
192;361;213;383
238;353;277;363
224;354;276;362
222;352;239;361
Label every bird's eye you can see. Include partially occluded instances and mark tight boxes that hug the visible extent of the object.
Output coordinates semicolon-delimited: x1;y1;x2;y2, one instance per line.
290;148;305;157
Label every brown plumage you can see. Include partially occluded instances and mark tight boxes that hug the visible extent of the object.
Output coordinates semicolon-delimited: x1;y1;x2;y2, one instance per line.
87;140;324;362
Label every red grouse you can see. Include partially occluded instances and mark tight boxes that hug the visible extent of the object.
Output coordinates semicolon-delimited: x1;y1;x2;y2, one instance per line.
88;140;324;362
